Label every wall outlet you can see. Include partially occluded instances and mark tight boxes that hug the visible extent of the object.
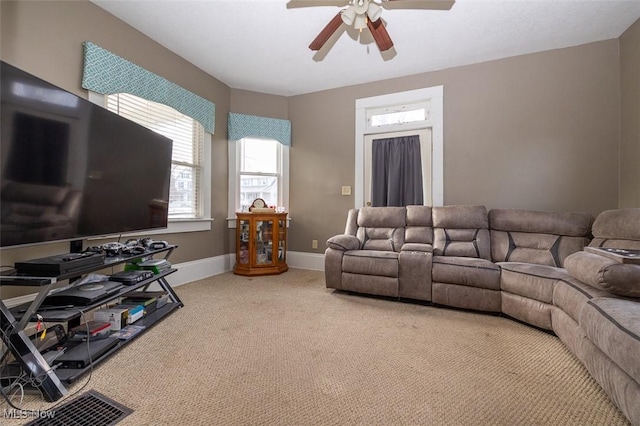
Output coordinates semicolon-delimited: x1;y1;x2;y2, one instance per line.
312;239;318;249
341;186;351;196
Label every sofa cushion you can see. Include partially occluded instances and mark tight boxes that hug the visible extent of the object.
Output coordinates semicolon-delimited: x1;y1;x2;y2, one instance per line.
432;205;489;229
489;208;592;237
591;208;640;242
357;206;406;228
564;251;640;298
342;250;399;278
352;207;406;252
405;205;433;244
356;227;405;252
491;231;588;268
553;277;614;323
580;297;640;385
432;205;491;260
489;209;591;268
432;256;500;290
499;262;569;303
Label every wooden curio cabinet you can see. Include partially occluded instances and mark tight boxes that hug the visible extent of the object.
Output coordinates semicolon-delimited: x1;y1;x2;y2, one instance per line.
234;212;288;276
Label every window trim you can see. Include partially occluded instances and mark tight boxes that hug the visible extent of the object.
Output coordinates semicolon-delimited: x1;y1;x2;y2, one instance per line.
88;91;212;235
227;138;289;228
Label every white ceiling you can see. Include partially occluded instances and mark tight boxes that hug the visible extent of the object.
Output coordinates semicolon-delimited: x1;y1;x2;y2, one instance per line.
90;0;640;97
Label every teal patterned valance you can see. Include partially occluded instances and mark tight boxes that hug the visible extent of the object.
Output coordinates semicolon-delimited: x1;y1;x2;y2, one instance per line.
82;41;215;134
228;113;291;147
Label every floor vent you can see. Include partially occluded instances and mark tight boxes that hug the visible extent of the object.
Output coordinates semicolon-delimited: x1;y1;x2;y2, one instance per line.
26;390;132;426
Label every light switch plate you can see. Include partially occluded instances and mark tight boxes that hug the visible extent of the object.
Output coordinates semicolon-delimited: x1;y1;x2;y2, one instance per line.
341;186;351;196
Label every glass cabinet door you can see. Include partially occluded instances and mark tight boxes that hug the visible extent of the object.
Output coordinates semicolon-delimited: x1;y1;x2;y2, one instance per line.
238;219;250;264
256;220;274;265
278;218;286;262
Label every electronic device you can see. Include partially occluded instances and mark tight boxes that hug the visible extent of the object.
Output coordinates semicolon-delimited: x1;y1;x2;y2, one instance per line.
0;61;173;249
29;324;68;354
149;240;169;249
138;259;172;274
42;281;123;306
109;270;154;285
68;321;112;342
15;252;105;276
54;337;119;369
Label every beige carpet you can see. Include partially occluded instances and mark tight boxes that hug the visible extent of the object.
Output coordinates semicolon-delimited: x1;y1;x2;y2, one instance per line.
12;269;630;425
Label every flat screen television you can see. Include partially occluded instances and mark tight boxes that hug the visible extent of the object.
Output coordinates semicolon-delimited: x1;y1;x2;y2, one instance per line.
0;61;173;249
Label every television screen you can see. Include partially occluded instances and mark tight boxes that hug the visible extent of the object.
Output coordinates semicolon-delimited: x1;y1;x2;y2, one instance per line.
0;61;173;248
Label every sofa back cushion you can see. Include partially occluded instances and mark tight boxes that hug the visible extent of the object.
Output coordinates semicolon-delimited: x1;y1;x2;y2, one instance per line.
432;205;491;259
589;208;640;250
489;208;592;267
405;205;433;244
355;207;406;252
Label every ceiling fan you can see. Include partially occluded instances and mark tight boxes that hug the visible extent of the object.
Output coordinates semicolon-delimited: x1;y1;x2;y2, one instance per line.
288;0;455;52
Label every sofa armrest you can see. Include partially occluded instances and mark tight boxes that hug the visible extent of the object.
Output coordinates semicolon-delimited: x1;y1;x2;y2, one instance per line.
564;251;640;298
327;234;360;251
401;243;433;253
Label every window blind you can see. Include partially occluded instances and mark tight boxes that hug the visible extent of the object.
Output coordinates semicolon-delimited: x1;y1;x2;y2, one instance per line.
107;93;204;218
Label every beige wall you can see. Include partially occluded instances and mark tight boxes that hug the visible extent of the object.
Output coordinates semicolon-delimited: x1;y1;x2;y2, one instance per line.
230;89;289;120
0;0;231;277
288;40;621;253
620;18;640;208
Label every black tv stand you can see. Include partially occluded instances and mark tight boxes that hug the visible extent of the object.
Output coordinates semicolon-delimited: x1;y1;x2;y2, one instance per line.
0;244;182;402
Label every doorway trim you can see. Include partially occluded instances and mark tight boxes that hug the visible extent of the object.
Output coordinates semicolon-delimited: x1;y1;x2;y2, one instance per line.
355;86;444;208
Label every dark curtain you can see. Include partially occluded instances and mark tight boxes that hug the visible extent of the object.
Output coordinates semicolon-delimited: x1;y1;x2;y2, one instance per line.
371;135;423;207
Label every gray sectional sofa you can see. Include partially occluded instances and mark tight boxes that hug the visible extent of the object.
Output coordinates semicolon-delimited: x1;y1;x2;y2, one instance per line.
325;206;640;425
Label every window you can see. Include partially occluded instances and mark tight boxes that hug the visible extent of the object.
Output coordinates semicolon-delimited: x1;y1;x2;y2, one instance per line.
228;137;289;224
239;138;280;211
106;93;205;219
366;101;430;128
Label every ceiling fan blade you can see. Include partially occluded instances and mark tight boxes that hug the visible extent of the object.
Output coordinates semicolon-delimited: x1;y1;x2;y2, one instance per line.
367;18;394;52
309;12;344;51
383;0;455;10
287;0;349;8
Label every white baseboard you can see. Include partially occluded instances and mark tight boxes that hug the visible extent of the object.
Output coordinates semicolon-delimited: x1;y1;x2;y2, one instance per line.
166;253;235;288
1;252;323;308
287;251;325;271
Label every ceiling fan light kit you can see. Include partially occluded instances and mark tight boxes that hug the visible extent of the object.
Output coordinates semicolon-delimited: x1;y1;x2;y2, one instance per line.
367;3;383;22
341;7;357;25
303;0;455;53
